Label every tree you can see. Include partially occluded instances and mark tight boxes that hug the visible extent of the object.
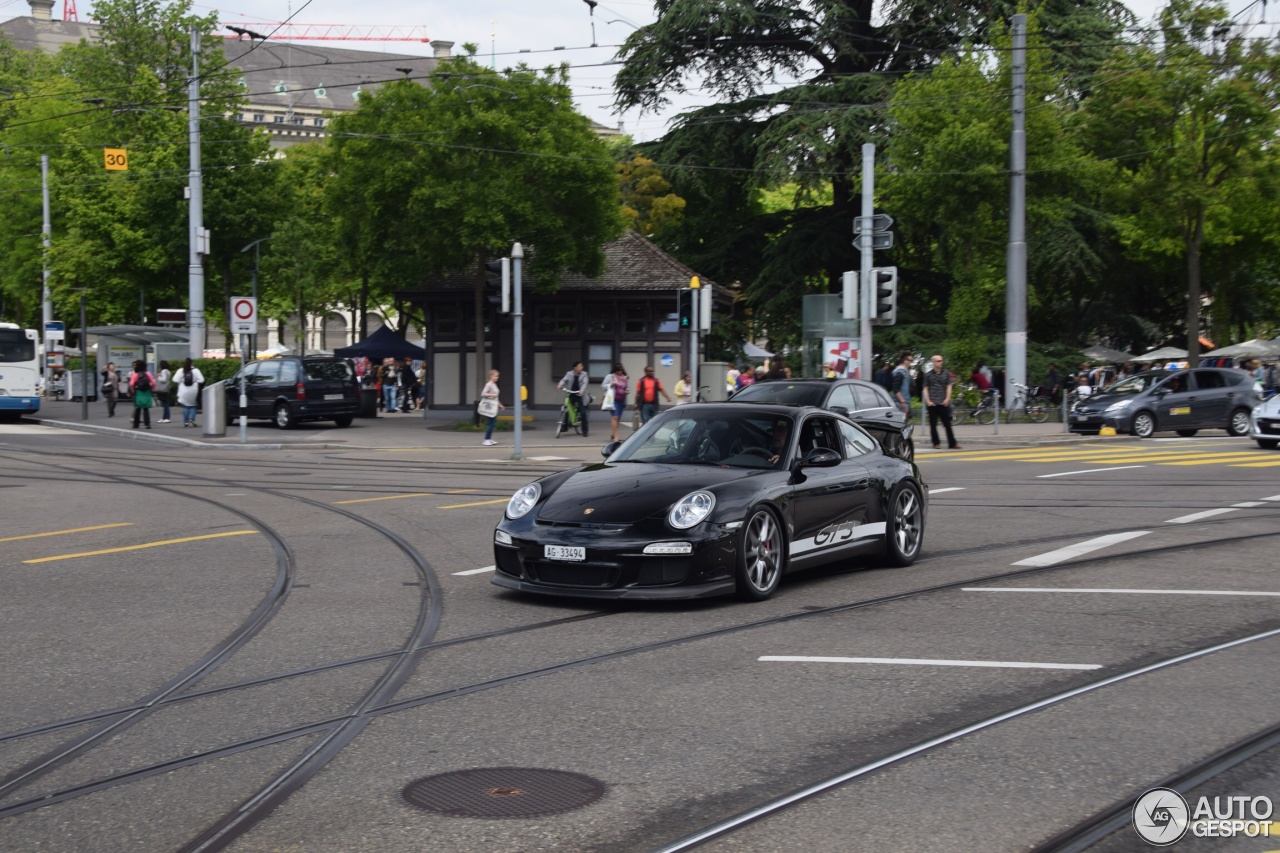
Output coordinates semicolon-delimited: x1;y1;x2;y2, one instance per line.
328;54;624;387
615;0;1131;352
617;153;686;239
1077;0;1280;364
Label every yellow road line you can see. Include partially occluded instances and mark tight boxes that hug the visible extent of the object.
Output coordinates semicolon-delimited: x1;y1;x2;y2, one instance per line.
0;522;133;544
438;498;509;509
334;492;435;505
446;489;478;494
24;530;256;564
1160;454;1276;466
1231;459;1280;467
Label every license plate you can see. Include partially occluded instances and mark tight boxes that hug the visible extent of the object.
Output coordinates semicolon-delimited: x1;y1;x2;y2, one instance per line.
324;394;343;400
545;545;585;562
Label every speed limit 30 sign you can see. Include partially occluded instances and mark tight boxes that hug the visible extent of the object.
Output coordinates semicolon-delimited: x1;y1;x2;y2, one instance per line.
230;297;257;335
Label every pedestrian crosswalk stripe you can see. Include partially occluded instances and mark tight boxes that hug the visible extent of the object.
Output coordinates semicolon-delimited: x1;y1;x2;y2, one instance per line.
1230;458;1280;467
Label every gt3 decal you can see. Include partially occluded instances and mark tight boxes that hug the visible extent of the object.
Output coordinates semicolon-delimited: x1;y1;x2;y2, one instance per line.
790;521;887;557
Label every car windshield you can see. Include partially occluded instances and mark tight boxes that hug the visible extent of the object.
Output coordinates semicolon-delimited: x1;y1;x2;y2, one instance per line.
304;360;354;382
609;410;793;469
1102;373;1165;396
730;382;824;406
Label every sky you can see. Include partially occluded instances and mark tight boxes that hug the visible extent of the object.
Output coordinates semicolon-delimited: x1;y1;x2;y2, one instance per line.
3;0;1272;142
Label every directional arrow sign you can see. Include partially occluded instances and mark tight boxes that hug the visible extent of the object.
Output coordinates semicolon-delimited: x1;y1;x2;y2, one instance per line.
852;214;894;235
871;232;893;250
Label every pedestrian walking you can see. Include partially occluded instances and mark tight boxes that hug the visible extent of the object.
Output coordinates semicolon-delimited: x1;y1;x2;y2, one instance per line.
176;358;204;427
558;361;591;437
415;361;427;409
155;360;173;423
891;352;913;416
129;360;156;429
479;369;504;445
602;363;629;441
100;362;120;417
1044;363;1062;404
922;354;961;450
674;371;693;405
634;365;671;424
398;357;416;412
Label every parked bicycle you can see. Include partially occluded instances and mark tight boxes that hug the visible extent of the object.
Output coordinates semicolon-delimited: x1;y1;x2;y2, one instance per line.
1003;381;1052;423
952;384;997;425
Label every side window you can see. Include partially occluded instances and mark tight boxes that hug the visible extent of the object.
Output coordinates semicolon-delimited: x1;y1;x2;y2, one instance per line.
799;417;842;456
1192;370;1224;390
256;360;282;384
827;385;856;415
839;421;877;457
852;385;885;411
236;363;259;384
279;360;299;384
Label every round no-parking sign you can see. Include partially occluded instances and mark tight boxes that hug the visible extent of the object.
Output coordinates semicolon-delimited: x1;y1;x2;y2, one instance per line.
230;297;257;334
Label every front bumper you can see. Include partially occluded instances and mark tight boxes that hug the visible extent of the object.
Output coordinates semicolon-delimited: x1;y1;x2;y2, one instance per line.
1250;410;1280;443
492;518;739;600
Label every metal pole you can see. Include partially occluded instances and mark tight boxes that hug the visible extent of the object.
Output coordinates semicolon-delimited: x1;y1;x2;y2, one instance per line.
1006;14;1028;404
239;333;247;443
188;26;206;363
79;292;87;421
511;242;524;461
251;242;259;359
859;143;874;380
690;277;699;401
41;154;52;391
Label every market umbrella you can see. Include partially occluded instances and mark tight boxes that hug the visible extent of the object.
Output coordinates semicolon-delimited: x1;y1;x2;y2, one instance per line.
334;326;427;361
1132;346;1189;363
741;341;774;359
1201;338;1280;359
1082;344;1134;363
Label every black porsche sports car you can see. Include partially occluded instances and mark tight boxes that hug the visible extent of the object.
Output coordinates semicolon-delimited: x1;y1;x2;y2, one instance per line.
492;403;928;601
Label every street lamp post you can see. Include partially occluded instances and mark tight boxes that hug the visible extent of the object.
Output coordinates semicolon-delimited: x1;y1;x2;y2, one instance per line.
241;237;269;359
187;25;206;363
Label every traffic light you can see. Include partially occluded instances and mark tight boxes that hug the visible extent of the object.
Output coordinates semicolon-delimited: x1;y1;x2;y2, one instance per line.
870;266;898;326
677;289;693;330
484;257;511;311
841;270;858;320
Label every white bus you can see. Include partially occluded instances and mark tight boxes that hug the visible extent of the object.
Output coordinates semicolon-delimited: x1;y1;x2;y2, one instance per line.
0;323;41;419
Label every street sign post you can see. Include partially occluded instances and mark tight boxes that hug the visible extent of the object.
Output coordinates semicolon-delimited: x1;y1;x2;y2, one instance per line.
229;296;257;335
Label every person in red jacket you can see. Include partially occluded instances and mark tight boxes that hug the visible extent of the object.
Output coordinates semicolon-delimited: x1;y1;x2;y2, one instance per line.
633;366;672;424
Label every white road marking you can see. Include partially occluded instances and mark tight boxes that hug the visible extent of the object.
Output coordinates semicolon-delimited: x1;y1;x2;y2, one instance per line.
1265;495;1280;501
527;456;570;461
965;587;1280;598
1233;502;1266;508
929;487;966;494
1037;465;1145;478
1011;531;1151;567
453;566;495;576
1165;508;1238;524
760;656;1100;671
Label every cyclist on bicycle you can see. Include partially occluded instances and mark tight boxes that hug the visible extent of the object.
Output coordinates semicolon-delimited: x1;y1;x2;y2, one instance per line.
558;361;590;438
971;360;995;399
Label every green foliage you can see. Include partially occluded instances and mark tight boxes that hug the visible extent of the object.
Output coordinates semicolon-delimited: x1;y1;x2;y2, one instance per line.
617;154;686;239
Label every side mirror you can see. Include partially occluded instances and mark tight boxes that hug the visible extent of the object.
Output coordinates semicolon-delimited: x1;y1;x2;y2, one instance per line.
799;448;841;468
601;440;622;458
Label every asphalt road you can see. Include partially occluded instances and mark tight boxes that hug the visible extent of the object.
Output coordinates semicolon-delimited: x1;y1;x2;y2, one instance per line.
1;424;1278;853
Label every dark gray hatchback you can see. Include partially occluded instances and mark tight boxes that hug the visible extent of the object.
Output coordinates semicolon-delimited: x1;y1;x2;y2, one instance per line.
727;377;915;460
225;356;360;429
1068;368;1259;437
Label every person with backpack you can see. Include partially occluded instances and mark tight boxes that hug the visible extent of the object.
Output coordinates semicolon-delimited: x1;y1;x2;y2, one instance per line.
633;365;671;424
891;352;913;416
129;360;157;430
601;363;629;441
155;360;173;423
176;357;204;427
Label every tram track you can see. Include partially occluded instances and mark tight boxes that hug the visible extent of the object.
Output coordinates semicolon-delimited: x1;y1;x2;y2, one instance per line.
2;511;1278;847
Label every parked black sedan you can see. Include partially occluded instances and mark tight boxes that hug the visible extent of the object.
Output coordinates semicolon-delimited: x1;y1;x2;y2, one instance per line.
492;404;927;602
728;377;915;461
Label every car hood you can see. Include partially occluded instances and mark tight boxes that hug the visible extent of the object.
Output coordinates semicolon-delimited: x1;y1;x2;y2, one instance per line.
1076;392;1135;411
1256;396;1280;416
537;463;763;524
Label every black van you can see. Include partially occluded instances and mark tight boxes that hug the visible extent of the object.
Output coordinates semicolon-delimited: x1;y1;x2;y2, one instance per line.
225;357;360;429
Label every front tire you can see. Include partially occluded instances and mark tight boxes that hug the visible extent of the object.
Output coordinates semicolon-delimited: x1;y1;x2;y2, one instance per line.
1028;396;1051;423
884;482;924;567
1176;429;1198;437
1131;411;1156;438
735;507;785;601
1258;438;1279;450
1227;408;1251;437
333;415;354;428
554;413;565;439
274;403;295;430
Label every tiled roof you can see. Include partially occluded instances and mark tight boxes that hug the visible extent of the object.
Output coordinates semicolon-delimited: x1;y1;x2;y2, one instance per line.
400;232;724;298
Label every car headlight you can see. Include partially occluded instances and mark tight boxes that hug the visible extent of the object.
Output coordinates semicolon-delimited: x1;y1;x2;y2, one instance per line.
668;491;715;529
506;483;541;519
1104;400;1132;415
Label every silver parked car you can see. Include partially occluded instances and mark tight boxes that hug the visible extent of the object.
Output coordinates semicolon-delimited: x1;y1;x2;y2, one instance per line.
1249;393;1280;449
1069;368;1260;438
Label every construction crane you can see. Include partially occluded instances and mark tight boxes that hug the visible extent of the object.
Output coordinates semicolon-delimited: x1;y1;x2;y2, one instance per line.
220;23;430;42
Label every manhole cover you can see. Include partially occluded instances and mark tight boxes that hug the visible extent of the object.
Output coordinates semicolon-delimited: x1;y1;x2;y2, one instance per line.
402;767;607;818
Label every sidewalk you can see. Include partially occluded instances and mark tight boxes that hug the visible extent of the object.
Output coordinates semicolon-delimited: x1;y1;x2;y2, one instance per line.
28;397;1127;454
